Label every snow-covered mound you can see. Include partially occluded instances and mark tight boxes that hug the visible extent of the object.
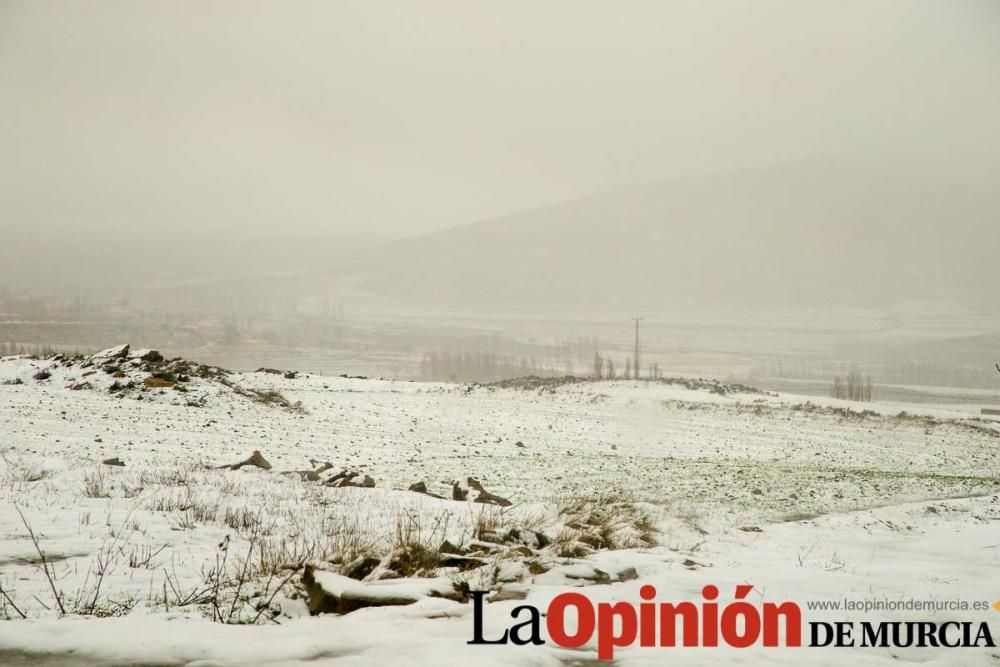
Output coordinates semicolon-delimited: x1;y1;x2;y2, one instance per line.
0;344;302;411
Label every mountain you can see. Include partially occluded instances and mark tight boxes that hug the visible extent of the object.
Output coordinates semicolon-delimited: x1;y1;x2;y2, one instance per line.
357;159;1000;310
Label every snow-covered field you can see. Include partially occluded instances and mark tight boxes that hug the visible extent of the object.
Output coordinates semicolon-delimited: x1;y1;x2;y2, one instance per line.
1;346;998;665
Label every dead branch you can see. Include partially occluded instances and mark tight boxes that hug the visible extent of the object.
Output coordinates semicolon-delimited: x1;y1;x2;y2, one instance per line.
14;504;66;615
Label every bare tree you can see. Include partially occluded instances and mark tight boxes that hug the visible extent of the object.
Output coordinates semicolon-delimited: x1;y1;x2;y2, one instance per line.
593;352;604;379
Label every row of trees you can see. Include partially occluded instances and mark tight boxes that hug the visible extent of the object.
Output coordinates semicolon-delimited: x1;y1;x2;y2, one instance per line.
0;342;58;357
418;350;666;383
592;352;662;380
755;357;999;391
832;369;874;402
419;351;575;383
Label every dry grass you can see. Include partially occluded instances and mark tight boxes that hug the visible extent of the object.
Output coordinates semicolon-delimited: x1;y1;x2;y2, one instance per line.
0;451;54;489
82;468;111;498
552;491;658;556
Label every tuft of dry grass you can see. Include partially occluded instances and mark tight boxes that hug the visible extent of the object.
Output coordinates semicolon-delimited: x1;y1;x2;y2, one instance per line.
83;468;111;498
552;491;658;556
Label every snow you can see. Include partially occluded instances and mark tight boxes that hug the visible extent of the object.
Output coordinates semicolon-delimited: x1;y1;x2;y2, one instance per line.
310;571;458;601
0;350;998;664
0;496;997;665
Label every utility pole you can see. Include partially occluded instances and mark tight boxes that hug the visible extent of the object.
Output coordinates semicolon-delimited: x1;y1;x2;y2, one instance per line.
631;317;643;379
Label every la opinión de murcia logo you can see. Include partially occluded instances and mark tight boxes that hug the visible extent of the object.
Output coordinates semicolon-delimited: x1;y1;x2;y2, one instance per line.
468;584;998;660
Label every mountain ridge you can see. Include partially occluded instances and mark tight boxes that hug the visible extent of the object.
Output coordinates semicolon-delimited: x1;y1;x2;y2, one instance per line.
356;159;999;310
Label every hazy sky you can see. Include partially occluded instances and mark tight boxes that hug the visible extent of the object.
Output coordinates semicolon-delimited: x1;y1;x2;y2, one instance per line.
2;1;998;241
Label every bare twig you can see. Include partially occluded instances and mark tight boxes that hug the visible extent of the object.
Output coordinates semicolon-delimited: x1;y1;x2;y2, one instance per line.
227;521;259;621
14;504;66;615
250;569;299;625
0;584;27;619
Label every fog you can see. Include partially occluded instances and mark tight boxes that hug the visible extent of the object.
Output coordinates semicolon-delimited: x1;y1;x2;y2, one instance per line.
3;1;998;242
1;2;999;398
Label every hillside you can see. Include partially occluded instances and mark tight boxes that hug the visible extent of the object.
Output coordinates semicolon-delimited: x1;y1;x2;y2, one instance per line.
358;160;1000;310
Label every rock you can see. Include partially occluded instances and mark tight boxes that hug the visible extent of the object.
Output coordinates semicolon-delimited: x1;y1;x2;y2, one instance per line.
616;567;639;582
322;469;356;485
221;450;272;471
438;540;462;555
462;477;512;507
32;369;51;381
302;566;341;615
255;368;283;375
102;457;125;467
137;350;163;363
515;441;525;448
538;563;612;586
301;566;461;615
453;477;512;504
91;344;130;363
438;551;485;570
283;371;297;380
329;474;375;488
342;555;381;581
739;526;763;533
570;567;611;585
408;481;445;499
489;587;529;602
465;539;503;555
69;382;91;391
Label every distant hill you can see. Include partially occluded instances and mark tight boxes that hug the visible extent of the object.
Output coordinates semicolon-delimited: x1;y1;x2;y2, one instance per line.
357;160;1000;310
